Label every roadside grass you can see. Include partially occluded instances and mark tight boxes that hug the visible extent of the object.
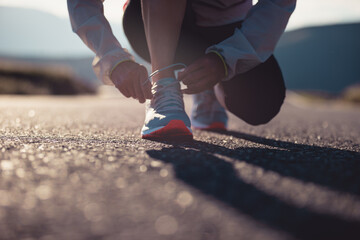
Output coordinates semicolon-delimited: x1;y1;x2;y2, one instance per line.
342;84;360;103
0;61;96;95
289;84;360;106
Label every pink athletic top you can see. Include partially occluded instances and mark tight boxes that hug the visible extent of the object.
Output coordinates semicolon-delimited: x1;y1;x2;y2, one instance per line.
67;0;296;84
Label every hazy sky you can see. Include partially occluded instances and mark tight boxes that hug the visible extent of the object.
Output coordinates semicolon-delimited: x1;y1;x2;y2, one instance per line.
1;0;360;31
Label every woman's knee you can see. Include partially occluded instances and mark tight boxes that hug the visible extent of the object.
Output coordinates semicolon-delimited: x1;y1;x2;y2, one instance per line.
219;56;286;126
226;92;285;126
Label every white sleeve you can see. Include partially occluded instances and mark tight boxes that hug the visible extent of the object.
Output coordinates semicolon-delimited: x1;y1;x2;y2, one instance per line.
206;0;296;80
67;0;134;85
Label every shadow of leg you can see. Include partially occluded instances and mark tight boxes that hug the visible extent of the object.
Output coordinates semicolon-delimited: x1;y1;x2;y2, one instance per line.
147;145;360;240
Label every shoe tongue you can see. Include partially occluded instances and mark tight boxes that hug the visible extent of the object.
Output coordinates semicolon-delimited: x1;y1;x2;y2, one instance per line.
155;77;177;87
150;77;184;112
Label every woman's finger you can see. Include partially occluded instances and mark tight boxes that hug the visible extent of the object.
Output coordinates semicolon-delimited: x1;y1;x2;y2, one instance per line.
118;86;131;98
178;61;204;82
113;77;131;98
180;68;208;86
139;66;153;99
182;79;210;94
133;71;145;103
125;72;137;99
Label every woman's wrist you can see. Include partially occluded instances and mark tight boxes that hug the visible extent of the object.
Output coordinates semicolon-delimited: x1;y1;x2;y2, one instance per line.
208;50;228;78
110;59;135;80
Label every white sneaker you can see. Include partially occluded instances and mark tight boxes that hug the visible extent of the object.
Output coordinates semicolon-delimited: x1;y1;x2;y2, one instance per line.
191;89;228;131
141;77;193;141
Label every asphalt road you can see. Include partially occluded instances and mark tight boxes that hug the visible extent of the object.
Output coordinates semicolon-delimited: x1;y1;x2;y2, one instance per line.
0;94;359;240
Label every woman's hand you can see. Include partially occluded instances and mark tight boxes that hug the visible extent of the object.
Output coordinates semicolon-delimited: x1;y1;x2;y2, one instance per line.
111;61;152;103
178;53;226;94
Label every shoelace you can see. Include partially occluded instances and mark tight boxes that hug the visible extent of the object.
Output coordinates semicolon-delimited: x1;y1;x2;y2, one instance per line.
145;63;187;112
143;63;186;88
151;82;183;112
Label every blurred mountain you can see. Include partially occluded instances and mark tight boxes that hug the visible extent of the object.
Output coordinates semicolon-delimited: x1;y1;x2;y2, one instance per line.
0;7;88;57
0;6;127;57
275;23;360;93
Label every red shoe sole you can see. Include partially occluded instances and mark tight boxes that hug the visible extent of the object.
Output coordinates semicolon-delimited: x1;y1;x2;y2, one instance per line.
193;122;227;131
142;120;193;141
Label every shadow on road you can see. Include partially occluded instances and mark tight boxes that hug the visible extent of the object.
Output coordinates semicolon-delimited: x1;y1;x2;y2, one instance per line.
221;130;360;196
146;131;360;240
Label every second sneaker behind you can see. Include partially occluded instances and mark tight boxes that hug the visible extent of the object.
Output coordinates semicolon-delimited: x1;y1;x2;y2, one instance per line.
191;89;228;131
